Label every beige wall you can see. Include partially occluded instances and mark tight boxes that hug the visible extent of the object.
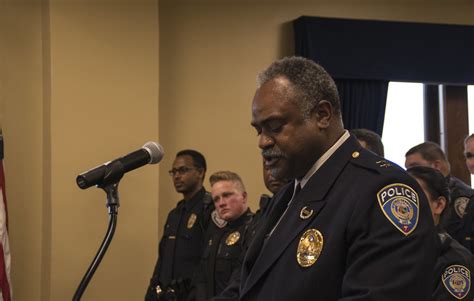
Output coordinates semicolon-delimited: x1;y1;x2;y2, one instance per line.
2;0;159;300
1;0;473;300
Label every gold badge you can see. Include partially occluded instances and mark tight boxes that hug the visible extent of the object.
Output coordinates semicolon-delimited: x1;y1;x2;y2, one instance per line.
225;231;241;246
187;213;197;229
297;228;323;267
300;206;314;219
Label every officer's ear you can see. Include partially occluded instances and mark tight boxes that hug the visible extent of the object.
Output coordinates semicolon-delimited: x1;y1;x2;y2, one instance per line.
196;167;205;180
433;196;447;215
312;100;332;129
431;159;444;172
242;191;248;203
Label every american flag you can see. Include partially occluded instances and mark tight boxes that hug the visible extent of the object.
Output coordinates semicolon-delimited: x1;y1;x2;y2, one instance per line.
0;135;11;301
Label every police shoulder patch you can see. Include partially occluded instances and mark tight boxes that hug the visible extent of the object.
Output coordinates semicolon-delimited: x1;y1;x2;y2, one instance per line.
377;183;419;236
454;197;470;218
442;264;471;299
211;209;227;228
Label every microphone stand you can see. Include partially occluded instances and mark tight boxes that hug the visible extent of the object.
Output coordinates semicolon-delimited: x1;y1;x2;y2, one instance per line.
73;161;124;301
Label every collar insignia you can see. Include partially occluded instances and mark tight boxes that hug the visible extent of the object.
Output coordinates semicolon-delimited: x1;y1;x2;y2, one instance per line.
376;160;392;168
300;206;314;219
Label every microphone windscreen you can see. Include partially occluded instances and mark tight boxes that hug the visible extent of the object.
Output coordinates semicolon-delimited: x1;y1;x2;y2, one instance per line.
143;141;164;164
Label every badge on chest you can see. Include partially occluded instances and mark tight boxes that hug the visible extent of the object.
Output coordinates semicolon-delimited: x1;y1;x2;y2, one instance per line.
296;228;324;268
187;213;197;229
225;231;240;246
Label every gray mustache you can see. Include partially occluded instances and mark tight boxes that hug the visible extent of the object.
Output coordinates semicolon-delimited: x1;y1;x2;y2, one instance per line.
262;147;286;158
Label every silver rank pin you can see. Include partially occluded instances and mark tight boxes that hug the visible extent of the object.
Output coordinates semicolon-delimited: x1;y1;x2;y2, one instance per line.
376;160;391;168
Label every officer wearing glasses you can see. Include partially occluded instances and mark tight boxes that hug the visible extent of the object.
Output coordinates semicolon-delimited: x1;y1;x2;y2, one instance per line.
145;150;214;301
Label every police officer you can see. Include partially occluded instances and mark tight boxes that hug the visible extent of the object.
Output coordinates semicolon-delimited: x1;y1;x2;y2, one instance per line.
190;171;253;301
408;166;474;300
210;165;288;301
145;150;213;301
241;56;436;300
405;142;474;250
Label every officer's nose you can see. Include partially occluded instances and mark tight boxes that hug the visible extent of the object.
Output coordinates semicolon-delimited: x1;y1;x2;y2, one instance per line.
258;133;274;150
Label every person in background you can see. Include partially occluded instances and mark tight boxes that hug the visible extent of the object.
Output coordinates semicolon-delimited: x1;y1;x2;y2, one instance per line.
405;142;474;251
210;164;288;301
240;56;436;300
464;134;474;175
145;150;213;301
190;171;253;301
255;162;289;220
407;166;474;300
350;128;385;157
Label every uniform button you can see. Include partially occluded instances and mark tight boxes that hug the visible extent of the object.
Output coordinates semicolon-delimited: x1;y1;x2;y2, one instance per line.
352;151;360;158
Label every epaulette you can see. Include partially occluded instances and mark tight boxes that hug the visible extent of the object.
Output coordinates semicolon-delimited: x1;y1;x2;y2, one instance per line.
349;148;400;174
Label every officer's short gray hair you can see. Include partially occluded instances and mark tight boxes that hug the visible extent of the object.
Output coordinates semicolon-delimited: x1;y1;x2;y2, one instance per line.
257;56;340;120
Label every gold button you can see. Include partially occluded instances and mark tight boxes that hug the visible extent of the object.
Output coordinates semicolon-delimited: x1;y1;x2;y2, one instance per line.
352;151;360;158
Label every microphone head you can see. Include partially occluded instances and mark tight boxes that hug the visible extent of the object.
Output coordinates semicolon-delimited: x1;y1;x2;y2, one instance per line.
143;141;164;164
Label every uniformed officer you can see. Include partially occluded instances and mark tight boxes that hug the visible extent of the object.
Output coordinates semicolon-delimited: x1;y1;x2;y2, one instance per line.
407;166;474;300
190;171;254;301
405;141;474;250
145;150;213;301
241;56;437;300
210;165;287;301
464;134;474;175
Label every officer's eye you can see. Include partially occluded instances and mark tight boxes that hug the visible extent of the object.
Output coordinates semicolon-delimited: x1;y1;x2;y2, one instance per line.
266;120;284;133
222;192;234;198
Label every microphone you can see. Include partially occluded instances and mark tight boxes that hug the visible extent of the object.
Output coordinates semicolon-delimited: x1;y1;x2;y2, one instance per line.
76;141;164;189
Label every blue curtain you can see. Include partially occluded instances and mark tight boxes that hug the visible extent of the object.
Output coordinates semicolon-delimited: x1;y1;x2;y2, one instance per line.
335;79;388;136
293;16;474;136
